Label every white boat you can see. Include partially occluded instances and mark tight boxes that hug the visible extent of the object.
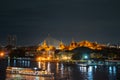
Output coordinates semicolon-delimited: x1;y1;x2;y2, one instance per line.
6;67;54;77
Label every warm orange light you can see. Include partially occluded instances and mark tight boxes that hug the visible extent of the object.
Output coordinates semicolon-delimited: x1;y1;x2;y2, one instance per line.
38;57;41;60
36;57;42;61
0;52;4;57
63;56;68;60
47;57;50;60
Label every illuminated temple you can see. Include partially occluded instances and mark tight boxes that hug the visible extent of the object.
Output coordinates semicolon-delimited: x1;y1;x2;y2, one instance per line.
78;40;104;50
37;36;105;51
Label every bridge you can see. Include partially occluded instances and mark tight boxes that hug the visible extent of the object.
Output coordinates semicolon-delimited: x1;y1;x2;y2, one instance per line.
40;36;62;49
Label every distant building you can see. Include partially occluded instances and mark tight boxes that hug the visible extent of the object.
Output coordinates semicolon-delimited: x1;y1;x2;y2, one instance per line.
69;40;78;50
59;41;66;50
7;35;17;47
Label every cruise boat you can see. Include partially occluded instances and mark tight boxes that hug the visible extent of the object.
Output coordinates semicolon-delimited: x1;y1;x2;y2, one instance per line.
6;67;54;77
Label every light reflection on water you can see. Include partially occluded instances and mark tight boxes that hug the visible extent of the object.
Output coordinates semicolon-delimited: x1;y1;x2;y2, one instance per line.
6;74;51;80
87;66;93;80
38;62;41;69
2;59;120;80
47;62;51;72
108;66;117;80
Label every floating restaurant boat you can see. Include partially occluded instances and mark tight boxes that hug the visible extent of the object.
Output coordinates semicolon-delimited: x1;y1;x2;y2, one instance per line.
6;67;54;77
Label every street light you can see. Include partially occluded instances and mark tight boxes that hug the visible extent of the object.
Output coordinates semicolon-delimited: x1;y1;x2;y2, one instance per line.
0;52;4;58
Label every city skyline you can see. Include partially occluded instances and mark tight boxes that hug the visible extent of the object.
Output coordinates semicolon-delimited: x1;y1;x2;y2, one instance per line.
0;0;120;45
0;35;119;47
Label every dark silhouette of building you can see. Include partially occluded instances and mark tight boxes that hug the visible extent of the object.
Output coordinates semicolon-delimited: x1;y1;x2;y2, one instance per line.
7;35;17;47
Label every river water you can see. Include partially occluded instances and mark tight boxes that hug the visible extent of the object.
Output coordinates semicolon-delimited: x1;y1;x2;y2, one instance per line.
0;59;120;80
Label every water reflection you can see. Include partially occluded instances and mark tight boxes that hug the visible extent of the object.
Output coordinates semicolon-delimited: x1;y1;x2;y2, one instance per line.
13;59;16;66
79;67;87;72
47;62;51;72
109;66;116;74
76;65;119;80
38;62;41;69
3;59;120;80
56;62;59;73
87;66;93;80
108;66;116;80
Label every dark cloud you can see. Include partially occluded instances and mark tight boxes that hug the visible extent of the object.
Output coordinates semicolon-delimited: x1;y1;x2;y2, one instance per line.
0;0;120;45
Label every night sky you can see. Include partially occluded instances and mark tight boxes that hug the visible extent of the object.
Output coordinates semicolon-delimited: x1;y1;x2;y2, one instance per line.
0;0;120;46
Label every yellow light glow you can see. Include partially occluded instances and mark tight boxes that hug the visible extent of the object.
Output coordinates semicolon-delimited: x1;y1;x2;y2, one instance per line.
63;56;68;60
0;52;4;57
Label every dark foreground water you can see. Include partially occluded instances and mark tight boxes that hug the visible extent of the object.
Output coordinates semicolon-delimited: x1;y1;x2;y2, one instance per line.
0;59;120;80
